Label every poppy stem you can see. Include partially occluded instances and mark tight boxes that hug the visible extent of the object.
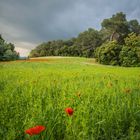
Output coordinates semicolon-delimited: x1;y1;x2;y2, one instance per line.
48;112;62;140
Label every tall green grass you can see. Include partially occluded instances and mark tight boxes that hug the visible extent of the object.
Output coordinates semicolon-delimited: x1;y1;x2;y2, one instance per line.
0;57;140;140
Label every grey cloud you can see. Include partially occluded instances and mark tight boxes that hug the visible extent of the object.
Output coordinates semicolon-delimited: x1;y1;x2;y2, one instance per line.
0;0;140;49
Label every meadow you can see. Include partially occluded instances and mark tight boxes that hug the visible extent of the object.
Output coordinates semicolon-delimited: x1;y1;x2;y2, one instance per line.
0;57;140;140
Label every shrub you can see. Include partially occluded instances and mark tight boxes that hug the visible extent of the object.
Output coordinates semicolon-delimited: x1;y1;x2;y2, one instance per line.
119;33;140;66
95;33;140;67
0;36;19;61
95;41;122;65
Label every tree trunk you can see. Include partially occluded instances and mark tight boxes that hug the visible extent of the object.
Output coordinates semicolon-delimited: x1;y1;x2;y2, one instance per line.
110;31;116;41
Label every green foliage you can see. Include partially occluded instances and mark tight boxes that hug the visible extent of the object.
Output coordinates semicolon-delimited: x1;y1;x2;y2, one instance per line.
75;28;102;57
101;12;140;44
125;33;140;47
128;20;140;35
0;35;19;61
29;12;140;67
29;29;102;58
29;39;75;57
119;33;140;66
95;41;122;65
100;13;124;43
101;12;129;43
96;33;140;67
101;12;127;32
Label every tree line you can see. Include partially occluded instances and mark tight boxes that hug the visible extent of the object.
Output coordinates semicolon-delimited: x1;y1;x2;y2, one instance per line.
0;35;19;61
29;28;103;58
29;12;140;66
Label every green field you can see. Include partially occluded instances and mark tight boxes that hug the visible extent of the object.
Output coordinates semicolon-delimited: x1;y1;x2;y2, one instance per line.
0;57;140;140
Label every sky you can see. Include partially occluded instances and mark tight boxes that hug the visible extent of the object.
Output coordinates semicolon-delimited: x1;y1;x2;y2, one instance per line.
0;0;140;56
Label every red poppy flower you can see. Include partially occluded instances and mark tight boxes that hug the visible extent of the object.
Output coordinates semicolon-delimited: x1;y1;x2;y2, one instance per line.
65;107;74;116
25;125;45;136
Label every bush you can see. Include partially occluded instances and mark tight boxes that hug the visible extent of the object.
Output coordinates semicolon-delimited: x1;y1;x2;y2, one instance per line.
0;35;19;61
119;33;140;66
3;50;18;61
119;46;139;66
95;41;122;65
95;33;140;67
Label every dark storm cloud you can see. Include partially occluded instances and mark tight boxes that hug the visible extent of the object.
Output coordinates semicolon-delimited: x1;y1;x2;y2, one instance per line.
0;0;140;50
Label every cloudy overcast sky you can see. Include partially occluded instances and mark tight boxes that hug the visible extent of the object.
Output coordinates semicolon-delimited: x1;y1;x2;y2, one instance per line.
0;0;140;56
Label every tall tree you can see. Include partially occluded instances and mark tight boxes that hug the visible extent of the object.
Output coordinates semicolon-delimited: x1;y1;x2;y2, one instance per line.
101;12;129;43
128;19;140;35
0;35;19;61
74;28;102;57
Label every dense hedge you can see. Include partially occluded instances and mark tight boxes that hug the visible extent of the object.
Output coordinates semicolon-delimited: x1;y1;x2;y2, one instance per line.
95;33;140;67
95;41;122;65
